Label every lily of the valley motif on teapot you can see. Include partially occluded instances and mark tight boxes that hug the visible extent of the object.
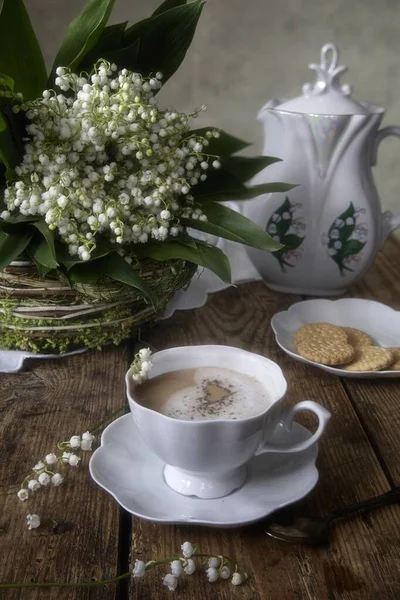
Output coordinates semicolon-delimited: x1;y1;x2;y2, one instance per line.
242;43;400;295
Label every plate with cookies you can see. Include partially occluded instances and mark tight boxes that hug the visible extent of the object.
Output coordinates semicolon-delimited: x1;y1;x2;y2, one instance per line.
271;298;400;378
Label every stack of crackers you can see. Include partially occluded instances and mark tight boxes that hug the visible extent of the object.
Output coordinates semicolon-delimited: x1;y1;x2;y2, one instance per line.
294;323;400;371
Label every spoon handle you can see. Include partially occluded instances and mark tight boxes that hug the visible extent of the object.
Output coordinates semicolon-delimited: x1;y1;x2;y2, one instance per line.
329;487;400;523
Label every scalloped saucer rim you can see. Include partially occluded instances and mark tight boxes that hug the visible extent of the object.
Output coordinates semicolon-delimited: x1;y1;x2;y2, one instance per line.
271;298;400;378
89;414;319;527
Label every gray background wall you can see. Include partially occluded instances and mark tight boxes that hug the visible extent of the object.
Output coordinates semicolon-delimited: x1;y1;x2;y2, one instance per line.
21;0;400;215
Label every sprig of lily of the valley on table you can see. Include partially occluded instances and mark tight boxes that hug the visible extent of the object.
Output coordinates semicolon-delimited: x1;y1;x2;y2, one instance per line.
0;0;294;311
2;349;247;592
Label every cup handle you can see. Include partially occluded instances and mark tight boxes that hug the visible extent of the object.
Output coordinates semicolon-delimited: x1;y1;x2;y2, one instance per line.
371;126;400;245
255;400;331;455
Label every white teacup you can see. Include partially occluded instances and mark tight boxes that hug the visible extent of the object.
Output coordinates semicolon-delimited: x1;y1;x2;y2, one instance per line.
126;345;331;499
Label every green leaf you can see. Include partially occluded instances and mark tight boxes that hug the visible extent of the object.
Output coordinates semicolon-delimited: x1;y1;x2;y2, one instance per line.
183;203;282;251
141;239;231;282
186;128;250;155
222;156;281;182
123;1;204;82
329;203;355;241
0;0;46;100
78;21;129;70
196;182;295;202
99;38;141;73
56;237;115;270
340;239;365;258
0;111;19;180
153;0;187;16
70;252;157;307
27;237;58;270
0;231;31;271
0;73;14;91
32;221;57;265
50;0;116;80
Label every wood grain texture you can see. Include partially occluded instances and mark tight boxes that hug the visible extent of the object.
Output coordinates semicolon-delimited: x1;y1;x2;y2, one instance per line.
0;344;130;600
130;281;400;600
342;236;400;487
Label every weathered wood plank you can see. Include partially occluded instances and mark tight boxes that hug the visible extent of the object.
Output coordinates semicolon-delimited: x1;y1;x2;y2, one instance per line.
130;282;400;600
0;344;130;600
341;236;400;487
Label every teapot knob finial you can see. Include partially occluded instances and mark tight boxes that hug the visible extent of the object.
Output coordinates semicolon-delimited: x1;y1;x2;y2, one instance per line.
302;43;352;98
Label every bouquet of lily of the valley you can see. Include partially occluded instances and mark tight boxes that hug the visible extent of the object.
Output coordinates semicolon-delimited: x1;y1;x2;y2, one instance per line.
0;0;291;353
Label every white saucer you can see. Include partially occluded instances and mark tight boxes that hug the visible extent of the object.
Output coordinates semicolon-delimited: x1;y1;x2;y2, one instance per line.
271;298;400;379
89;414;319;527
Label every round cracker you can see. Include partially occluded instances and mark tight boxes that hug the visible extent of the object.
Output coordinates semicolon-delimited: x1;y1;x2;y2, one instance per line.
296;337;355;365
341;327;373;348
385;348;400;371
344;347;393;372
294;323;347;347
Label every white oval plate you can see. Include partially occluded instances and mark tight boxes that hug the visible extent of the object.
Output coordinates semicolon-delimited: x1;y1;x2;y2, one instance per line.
89;414;319;528
271;298;400;378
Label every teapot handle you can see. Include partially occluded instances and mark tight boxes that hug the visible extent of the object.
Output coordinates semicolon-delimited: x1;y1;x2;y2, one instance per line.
372;126;400;245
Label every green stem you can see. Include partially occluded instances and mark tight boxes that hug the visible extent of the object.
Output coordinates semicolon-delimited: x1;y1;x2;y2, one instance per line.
0;571;132;589
90;405;126;434
0;553;234;589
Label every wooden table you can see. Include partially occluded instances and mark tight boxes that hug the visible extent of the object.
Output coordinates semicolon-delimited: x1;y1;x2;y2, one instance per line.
1;237;400;600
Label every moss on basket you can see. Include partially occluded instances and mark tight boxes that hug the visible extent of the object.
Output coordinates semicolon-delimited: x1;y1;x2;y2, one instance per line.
0;259;196;353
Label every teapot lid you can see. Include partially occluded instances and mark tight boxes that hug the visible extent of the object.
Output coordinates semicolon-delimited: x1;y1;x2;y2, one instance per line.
277;43;369;115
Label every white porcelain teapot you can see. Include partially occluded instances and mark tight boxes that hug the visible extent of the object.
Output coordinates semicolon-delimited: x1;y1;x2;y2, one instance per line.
242;43;400;296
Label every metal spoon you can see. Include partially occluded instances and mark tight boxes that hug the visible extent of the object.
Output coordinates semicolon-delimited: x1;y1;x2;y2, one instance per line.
265;487;400;545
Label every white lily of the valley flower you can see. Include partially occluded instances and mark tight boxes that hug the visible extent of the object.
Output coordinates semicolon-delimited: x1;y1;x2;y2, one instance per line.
69;435;81;449
51;473;64;486
183;559;196;575
220;566;231;579
132;559;146;578
27;479;40;492
181;541;194;558
170;560;183;577
138;348;152;360
17;488;29;501
163;573;178;591
33;461;45;472
231;572;243;586
61;452;72;463
206;567;219;582
80;438;93;451
45;453;57;465
82;431;94;442
38;472;51;486
68;454;80;467
208;557;220;568
26;514;41;530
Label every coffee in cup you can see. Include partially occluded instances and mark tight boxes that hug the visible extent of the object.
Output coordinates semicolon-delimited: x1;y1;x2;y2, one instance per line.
133;366;272;421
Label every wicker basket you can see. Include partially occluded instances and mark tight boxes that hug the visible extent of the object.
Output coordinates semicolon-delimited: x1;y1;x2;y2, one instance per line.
0;259;196;353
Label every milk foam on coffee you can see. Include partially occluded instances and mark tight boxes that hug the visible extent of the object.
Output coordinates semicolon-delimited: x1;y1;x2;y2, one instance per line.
134;366;271;420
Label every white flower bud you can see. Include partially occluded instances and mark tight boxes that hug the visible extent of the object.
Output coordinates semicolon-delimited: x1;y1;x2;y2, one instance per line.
68;454;80;467
133;560;146;578
183;559;196;575
45;453;57;465
51;473;64;486
26;514;41;530
38;472;51;486
163;574;178;591
170;560;183;577
26;479;40;495
17;488;29;501
206;567;219;582
231;572;243;586
220;566;231;579
181;541;194;558
69;435;81;449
